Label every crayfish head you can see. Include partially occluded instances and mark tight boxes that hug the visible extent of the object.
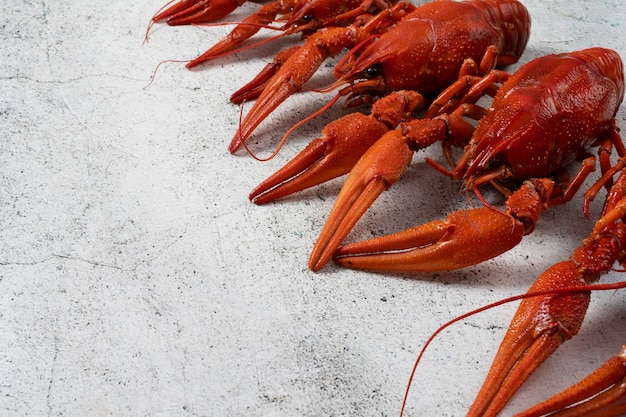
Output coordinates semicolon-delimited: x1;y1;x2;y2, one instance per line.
331;42;391;107
284;0;321;34
283;0;351;35
334;36;427;105
333;35;392;99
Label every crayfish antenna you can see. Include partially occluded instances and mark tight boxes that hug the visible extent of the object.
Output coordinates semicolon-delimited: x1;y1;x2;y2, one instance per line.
247;93;344;162
145;0;178;43
144;59;192;88
240;86;344;163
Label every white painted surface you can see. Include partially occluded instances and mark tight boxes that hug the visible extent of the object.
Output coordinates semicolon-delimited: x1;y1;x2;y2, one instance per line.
1;1;625;416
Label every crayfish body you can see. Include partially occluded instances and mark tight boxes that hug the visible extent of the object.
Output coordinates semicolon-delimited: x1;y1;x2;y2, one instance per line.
465;152;626;417
337;0;530;96
460;48;625;183
308;48;624;272
229;0;531;153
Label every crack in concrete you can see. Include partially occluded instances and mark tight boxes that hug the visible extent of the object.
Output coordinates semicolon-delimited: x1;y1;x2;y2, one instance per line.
46;336;58;417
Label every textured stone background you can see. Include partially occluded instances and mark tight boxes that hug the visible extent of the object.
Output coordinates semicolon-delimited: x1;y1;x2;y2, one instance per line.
1;1;625;416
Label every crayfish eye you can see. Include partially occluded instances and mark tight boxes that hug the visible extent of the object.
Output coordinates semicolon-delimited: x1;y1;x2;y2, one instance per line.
301;14;313;22
364;64;382;78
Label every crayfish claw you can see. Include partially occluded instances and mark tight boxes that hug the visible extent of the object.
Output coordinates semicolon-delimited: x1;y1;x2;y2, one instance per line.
469;222;626;417
309;112;497;272
186;0;294;68
516;344;626;417
334;206;525;271
250;111;389;204
152;0;245;26
308;129;414;271
229;26;364;153
468;260;593;417
250;91;425;204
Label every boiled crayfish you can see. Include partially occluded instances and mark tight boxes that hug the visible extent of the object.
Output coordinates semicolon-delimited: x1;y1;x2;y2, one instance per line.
146;1;626;415
459;142;626;416
465;198;626;416
244;0;532;199
402;194;626;416
147;0;531;155
228;0;531;154
382;47;625;416
299;48;625;274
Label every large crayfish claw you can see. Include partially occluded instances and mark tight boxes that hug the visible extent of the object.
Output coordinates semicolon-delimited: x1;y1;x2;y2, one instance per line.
185;0;294;68
309;114;481;271
468;223;626;417
467;260;593;417
249;90;425;204
333;206;526;272
150;0;246;27
516;345;626;417
329;176;553;272
249;111;389;204
308;127;415;271
308;115;469;271
229;26;362;153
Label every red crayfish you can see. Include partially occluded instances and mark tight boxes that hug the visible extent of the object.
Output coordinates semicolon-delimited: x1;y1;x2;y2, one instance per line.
228;0;531;154
146;1;626;415
244;0;532;199
460;114;626;415
147;0;531;155
298;48;625;273
465;196;626;417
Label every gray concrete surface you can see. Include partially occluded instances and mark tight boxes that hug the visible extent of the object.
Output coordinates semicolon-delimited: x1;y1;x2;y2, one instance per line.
1;1;625;416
